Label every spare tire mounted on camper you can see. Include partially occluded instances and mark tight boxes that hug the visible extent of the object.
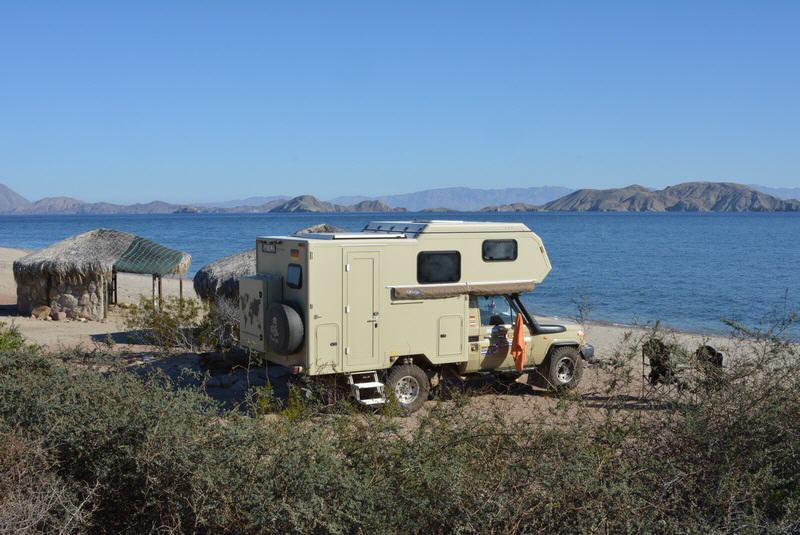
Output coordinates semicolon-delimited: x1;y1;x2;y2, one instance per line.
266;302;304;355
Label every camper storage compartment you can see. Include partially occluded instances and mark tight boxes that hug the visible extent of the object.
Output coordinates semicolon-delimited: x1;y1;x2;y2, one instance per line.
239;274;283;353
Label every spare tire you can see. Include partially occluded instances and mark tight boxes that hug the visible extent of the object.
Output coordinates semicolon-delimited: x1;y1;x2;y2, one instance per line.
265;302;304;355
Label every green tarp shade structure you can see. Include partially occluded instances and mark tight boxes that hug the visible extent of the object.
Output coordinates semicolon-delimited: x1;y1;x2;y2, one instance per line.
113;236;188;276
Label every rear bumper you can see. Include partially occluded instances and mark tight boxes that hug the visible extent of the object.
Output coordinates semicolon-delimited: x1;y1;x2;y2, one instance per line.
580;344;596;362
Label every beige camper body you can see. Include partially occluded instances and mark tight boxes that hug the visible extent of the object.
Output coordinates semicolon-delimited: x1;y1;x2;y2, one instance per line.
239;220;593;411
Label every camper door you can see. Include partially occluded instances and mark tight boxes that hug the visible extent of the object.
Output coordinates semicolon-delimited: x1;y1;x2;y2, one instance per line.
342;249;382;371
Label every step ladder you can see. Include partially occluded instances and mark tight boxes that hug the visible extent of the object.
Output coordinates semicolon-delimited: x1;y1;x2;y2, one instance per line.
347;371;387;406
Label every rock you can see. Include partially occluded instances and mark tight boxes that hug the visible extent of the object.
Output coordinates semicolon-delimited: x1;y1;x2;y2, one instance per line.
59;294;78;309
32;305;51;320
52;311;67;321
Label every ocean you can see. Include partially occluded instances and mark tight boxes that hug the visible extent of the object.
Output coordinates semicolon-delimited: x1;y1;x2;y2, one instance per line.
1;212;798;336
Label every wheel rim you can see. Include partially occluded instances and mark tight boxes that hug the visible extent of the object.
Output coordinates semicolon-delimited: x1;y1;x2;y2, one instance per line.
555;357;575;384
394;376;420;404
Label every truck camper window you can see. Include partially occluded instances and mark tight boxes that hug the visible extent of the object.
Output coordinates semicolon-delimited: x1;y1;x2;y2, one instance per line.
477;295;514;325
286;264;303;289
417;251;461;284
482;239;517;261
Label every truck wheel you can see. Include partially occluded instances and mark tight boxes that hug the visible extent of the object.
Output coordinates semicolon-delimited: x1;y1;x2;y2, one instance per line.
386;364;430;414
530;346;583;391
265;303;304;355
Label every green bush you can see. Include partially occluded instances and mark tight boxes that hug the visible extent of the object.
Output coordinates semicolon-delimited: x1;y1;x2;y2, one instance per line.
122;296;243;353
0;322;26;351
0;324;799;533
122;296;207;351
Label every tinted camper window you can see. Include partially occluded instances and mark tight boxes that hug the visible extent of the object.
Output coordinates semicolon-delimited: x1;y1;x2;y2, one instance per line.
417;251;461;284
287;264;303;289
482;240;517;261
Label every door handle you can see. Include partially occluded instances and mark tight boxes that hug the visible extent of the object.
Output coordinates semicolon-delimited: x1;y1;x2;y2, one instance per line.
440;334;447;338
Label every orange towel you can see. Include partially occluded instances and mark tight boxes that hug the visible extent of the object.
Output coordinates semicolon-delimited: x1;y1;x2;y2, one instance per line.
512;313;527;372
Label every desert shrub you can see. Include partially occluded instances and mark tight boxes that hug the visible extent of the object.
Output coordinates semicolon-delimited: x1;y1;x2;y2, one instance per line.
0;429;93;534
198;296;241;351
123;296;207;350
0;321;799;533
0;322;26;351
123;296;243;353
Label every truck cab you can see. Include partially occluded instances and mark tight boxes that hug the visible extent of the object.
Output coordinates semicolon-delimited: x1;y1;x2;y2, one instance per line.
464;293;593;380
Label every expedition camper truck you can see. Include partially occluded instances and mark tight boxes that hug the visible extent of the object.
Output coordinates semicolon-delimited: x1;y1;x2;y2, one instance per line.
238;220;594;413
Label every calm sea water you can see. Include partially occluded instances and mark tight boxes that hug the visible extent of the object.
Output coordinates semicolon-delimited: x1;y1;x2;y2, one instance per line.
1;212;798;336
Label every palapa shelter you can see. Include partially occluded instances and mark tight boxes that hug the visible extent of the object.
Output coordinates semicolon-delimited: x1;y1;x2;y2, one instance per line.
193;249;256;302
193;223;345;302
14;229;191;320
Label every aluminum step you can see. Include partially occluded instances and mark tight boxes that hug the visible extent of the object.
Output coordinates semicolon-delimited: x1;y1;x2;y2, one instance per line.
350;381;384;389
347;371;387;405
358;398;386;406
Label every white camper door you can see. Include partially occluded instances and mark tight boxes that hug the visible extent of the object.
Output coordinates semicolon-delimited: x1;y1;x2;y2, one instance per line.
343;251;381;370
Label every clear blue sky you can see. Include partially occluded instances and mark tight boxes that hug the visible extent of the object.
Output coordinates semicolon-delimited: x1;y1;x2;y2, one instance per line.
1;1;798;203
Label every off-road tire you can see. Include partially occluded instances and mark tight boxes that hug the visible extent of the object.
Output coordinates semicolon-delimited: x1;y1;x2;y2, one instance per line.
529;346;583;391
386;364;430;415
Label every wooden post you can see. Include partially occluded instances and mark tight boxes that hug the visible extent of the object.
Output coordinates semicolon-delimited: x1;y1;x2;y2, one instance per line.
179;278;183;301
113;272;118;305
102;275;108;319
157;275;163;309
152;275;156;303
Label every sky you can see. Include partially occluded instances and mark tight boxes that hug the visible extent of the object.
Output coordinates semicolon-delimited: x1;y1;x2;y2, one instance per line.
0;1;798;204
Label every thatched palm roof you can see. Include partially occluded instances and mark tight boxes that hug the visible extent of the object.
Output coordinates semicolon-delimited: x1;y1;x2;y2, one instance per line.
193;223;346;301
13;228;191;281
193;249;256;301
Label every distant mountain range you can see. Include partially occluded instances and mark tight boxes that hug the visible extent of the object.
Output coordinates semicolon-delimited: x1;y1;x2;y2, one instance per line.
1;181;798;214
480;202;539;212
749;185;800;201
193;195;288;209
0;185;405;214
330;186;572;211
538;182;800;212
0;186;196;214
0;184;571;214
268;195;404;213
